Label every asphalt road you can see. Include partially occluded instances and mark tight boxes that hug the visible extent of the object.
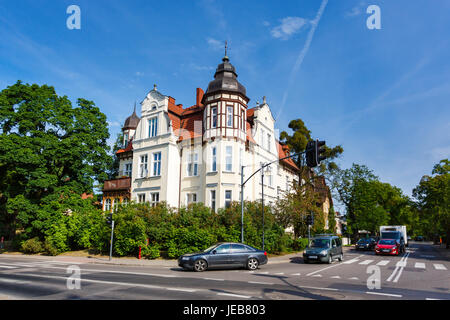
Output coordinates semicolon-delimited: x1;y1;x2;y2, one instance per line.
0;241;448;300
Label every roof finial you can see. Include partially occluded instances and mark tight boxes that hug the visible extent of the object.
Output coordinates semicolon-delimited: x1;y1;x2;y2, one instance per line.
263;96;267;104
153;84;157;91
133;101;136;114
223;40;229;62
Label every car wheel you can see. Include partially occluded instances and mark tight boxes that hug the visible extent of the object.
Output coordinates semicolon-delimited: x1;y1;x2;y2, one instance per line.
194;259;207;272
304;259;309;264
327;254;332;264
247;258;259;270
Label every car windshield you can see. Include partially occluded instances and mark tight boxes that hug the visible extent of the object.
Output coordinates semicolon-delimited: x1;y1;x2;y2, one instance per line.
311;239;330;248
203;244;219;252
381;232;400;239
379;240;396;245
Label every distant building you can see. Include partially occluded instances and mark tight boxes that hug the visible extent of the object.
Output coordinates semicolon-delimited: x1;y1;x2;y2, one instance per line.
102;53;300;211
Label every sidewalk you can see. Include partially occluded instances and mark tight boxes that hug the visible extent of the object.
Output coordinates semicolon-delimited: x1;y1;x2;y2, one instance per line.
0;251;305;267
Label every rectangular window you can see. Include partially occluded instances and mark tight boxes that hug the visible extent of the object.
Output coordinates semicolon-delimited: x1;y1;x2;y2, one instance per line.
125;163;132;177
267;133;271;151
139;155;148;178
225;146;233;171
186;193;197;205
211;147;217;172
227;106;233;127
138;193;146;203
241;110;245;130
286;176;289;191
123;133;129;147
260;129;265;147
187;153;198;176
239;148;243;171
225;190;232;208
211;107;217;128
149;117;158;137
267;166;273;187
104;198;111;212
152;152;161;176
210;190;216;212
151;192;159;207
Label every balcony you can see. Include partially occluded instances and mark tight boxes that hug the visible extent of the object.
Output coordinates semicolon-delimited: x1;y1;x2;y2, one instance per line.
103;177;131;191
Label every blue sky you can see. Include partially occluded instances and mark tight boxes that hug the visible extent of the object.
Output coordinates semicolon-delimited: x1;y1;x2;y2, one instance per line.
1;0;449;208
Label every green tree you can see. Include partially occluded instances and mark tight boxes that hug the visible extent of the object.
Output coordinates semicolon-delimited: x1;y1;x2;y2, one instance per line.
413;159;450;247
0;81;113;240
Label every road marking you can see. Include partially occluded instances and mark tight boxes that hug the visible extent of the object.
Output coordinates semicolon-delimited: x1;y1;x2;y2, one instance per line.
349;277;359;280
414;262;426;269
386;252;409;282
248;281;274;285
420;255;435;258
366;291;402;298
343;259;359;264
217;293;251;299
274;272;284;275
299;286;339;291
0;265;18;269
291;273;301;276
376;260;390;266
393;252;410;283
203;278;225;281
167;288;197;293
359;260;374;265
425;298;442;300
259;272;269;274
0;279;29;284
433;264;447;270
312;274;322;278
306;255;364;277
330;276;341;279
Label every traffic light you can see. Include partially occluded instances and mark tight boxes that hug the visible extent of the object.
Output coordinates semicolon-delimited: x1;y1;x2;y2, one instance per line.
305;140;327;168
306;214;314;226
106;213;113;225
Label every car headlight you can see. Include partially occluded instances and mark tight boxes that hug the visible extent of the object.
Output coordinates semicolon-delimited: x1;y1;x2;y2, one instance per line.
182;257;189;261
320;250;328;255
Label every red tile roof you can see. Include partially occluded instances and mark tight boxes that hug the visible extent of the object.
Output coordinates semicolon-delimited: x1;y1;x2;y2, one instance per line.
277;141;299;172
116;140;133;155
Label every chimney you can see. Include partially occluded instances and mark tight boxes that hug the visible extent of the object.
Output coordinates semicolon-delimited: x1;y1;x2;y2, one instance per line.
196;88;204;106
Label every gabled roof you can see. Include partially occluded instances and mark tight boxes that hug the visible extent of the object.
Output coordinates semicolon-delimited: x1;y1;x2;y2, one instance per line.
277;140;299;172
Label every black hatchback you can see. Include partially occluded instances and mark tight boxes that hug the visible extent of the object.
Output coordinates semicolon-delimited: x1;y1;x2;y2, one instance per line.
178;242;268;272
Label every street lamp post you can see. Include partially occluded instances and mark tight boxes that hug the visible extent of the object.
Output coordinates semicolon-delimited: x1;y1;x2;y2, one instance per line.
261;163;265;251
240;165;245;243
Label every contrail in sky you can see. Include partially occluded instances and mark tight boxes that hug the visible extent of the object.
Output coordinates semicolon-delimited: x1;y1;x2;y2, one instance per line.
278;0;328;117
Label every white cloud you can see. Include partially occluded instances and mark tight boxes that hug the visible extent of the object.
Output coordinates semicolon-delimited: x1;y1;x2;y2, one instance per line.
345;1;367;17
270;17;308;41
107;121;121;128
207;37;223;50
135;71;144;77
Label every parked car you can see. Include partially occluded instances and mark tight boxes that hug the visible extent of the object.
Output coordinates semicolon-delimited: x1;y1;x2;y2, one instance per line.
375;239;401;256
303;235;343;264
414;236;424;241
355;238;377;250
178;242;268;272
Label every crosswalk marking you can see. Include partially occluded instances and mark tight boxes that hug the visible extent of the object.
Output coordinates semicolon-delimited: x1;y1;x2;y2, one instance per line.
433;264;447;270
349;277;359;280
376;260;390;266
343;259;359;264
291;273;301;276
415;262;426;269
312;274;322;277
359;260;373;265
330;276;341;279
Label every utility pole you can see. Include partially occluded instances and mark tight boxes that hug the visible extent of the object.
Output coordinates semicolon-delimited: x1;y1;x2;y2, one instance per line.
240;165;245;243
261;163;265;251
109;220;115;261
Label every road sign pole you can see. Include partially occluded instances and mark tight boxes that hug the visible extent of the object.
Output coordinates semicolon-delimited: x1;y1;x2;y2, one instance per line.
109;220;115;261
241;165;244;244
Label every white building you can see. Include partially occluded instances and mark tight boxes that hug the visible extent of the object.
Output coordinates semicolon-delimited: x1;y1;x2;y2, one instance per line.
102;54;299;211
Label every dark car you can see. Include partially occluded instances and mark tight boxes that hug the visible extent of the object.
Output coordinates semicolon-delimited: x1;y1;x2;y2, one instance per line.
415;236;424;241
355;238;377;250
178;242;268;272
303;235;343;264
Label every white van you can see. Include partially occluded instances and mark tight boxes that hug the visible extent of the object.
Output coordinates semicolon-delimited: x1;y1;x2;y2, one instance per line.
379;226;408;252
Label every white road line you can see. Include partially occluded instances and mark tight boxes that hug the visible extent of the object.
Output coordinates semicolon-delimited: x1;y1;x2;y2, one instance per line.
217;293;251;299
414;262;426;269
274;272;284;275
349;277;359;280
306;255;364;277
393;252;410;283
0;265;18;269
330;276;341;279
248;281;274;285
312;274;322;278
343;259;359;264
167;288;196;293
300;286;339;291
0;279;29;284
291;273;301;276
359;260;374;265
425;298;442;300
386;253;409;282
259;272;269;274
203;278;225;281
376;260;390;266
366;291;402;298
433;264;447;270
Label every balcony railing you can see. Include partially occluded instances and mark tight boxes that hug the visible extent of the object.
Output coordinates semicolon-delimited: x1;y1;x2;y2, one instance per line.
103;177;131;191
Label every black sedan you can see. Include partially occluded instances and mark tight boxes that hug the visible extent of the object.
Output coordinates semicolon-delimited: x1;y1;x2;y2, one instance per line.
355;238;377;250
178;242;268;272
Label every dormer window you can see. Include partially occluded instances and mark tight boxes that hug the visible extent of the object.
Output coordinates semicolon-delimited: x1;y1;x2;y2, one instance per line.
123;133;129;147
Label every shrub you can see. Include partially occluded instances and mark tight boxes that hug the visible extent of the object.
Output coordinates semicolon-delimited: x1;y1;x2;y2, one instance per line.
43;239;59;256
142;244;160;259
21;237;43;254
293;238;309;251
